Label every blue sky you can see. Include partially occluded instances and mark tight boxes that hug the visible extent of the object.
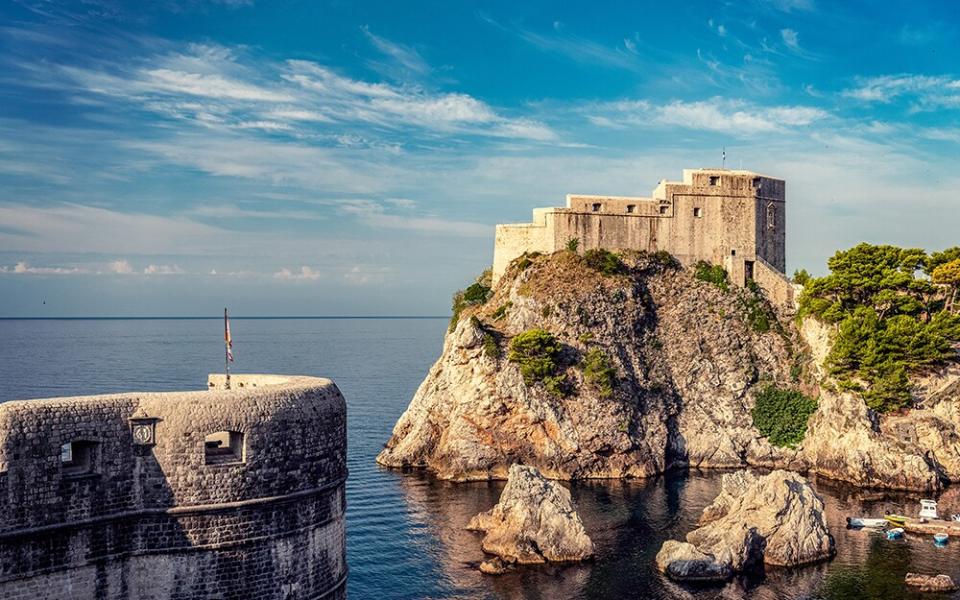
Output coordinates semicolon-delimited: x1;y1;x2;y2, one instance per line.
1;0;959;316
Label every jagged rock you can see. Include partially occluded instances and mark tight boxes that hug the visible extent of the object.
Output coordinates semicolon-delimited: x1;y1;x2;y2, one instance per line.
378;252;795;481
655;540;732;582
466;464;594;567
657;470;834;580
802;391;942;491
478;557;512;575
377;251;960;491
905;573;958;593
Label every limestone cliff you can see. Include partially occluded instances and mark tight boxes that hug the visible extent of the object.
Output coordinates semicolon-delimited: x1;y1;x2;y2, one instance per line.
377;250;960;491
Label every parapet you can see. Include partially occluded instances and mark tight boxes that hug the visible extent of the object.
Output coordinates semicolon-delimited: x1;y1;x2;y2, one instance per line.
0;374;348;599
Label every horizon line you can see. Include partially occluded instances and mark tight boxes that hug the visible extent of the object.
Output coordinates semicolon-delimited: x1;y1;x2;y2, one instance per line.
0;315;449;320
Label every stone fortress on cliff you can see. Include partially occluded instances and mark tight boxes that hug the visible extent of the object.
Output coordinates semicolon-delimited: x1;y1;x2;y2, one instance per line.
492;168;796;305
0;374;347;600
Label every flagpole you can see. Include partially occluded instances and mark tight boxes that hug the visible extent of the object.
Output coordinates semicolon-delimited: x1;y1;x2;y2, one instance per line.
224;307;231;390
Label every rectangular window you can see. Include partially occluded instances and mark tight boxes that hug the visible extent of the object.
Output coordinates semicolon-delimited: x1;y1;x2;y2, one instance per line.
693;207;703;218
709;176;719;186
659;205;668;215
626;205;635;214
591;203;602;212
205;431;245;465
61;441;98;477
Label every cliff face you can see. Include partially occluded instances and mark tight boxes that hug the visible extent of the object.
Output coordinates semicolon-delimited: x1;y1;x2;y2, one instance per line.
377;251;960;491
378;252;799;481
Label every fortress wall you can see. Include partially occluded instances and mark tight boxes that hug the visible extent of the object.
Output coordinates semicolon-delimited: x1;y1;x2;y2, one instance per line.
754;257;797;308
493;219;553;282
0;374;347;600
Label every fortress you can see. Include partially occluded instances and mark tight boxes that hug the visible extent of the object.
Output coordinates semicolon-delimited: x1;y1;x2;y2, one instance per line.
0;374;347;600
493;168;796;305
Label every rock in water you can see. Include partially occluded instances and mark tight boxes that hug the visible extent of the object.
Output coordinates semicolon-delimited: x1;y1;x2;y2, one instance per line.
657;470;834;580
905;573;958;593
655;541;733;582
467;464;594;567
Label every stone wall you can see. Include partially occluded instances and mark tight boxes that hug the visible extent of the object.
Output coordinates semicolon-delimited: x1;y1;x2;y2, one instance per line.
0;374;347;600
491;168;790;304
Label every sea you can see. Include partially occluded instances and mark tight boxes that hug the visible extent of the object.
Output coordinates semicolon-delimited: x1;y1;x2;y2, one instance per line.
1;317;958;600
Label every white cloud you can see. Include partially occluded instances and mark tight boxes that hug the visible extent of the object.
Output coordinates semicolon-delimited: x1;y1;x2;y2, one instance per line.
2;261;84;275
843;74;960;109
587;97;828;135
143;264;185;275
139;68;292;102
780;29;801;51
109;259;134;274
361;26;431;79
274;266;321;280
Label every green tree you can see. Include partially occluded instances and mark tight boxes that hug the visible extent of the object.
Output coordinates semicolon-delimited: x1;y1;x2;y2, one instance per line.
933;258;960;311
793;268;812;286
508;329;565;390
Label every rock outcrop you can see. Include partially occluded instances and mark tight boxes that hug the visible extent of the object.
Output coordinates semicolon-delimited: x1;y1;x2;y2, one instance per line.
905;573;959;593
466;464;593;570
378;250;960;491
657;470;834;581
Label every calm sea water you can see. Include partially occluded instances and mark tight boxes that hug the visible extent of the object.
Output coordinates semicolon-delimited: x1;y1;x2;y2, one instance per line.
1;317;958;600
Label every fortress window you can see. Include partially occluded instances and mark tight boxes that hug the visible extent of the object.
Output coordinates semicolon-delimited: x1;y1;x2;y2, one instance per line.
591;203;602;212
204;431;245;465
659;205;668;215
709;176;720;186
626;205;635;214
61;440;98;477
693;207;703;218
752;177;762;189
767;203;776;229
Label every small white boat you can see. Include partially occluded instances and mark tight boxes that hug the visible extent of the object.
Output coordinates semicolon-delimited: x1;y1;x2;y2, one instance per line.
934;533;949;546
847;517;888;528
886;527;905;540
919;499;939;520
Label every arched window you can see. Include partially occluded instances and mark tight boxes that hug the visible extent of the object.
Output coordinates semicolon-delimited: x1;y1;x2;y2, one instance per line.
767;202;776;229
61;440;99;477
204;431;245;465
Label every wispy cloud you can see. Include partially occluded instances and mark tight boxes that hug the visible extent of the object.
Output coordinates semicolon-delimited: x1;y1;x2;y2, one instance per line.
843;74;960;110
479;14;642;72
586;97;827;135
339;200;489;237
361;26;431;80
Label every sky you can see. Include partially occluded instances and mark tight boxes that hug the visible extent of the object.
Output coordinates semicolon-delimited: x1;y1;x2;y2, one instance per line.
1;0;959;316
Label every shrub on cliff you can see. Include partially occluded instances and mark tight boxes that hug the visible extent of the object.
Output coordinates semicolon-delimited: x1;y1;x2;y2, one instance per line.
582;349;616;398
450;269;493;331
583;249;624;276
799;243;960;411
694;261;729;291
751;385;818;448
508;329;569;396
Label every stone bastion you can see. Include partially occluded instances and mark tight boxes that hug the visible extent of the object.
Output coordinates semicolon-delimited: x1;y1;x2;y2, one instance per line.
0;374;347;600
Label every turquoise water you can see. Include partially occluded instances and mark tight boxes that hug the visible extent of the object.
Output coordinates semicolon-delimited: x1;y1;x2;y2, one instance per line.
1;317;958;600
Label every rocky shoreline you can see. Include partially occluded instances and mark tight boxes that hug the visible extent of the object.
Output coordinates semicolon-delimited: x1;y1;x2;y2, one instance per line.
378;251;960;492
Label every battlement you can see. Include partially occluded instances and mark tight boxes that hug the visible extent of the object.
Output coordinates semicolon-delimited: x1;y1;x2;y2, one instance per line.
0;374;347;599
492;167;792;305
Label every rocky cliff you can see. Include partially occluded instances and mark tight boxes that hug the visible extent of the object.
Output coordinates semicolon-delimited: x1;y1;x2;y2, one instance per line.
378;250;960;491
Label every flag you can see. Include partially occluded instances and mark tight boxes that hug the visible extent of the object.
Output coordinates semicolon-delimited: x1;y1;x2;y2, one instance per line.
225;310;234;362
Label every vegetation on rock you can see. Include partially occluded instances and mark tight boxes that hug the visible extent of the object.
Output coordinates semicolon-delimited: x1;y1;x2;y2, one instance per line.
582;348;616;398
566;238;580;253
450;269;493;331
694;261;729;291
583;249;624;276
508;329;569;397
799;243;960;412
751;385;818;448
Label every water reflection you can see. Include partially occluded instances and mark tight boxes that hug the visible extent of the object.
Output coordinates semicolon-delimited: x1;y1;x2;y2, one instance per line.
391;468;960;600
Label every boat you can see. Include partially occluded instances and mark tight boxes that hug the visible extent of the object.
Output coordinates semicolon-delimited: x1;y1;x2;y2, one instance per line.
934;533;949;546
919;499;939;520
847;517;888;528
886;527;905;540
885;514;907;527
